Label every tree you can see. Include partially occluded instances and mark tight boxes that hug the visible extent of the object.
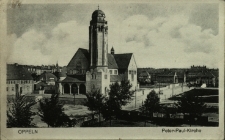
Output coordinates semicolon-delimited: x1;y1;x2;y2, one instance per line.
85;89;106;126
7;95;36;128
141;90;160;126
175;92;206;125
106;80;133;125
38;93;70;127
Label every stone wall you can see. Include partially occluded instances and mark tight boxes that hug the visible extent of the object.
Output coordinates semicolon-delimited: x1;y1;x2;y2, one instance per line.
86;69;110;95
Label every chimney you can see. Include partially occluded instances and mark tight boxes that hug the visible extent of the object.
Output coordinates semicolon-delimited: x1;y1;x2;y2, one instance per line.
111;47;114;55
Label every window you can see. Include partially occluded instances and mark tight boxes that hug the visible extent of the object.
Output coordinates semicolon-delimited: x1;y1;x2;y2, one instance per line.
73;70;76;74
114;70;117;75
109;70;112;74
12;87;14;91
105;75;107;79
129;70;132;74
6;87;8;91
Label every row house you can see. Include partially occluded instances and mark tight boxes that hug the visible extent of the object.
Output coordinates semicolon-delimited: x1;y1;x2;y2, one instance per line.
6;63;34;95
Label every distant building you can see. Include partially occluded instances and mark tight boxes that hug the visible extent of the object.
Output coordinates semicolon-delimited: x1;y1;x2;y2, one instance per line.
138;71;151;84
35;72;58;94
186;66;218;87
137;65;219;87
157;71;186;84
22;63;62;75
6;63;34;95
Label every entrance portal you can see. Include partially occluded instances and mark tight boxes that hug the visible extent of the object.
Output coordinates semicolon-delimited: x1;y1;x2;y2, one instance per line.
71;84;78;94
79;84;86;94
64;84;70;94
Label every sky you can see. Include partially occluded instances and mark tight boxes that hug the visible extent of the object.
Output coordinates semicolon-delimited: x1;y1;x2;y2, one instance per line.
6;2;220;68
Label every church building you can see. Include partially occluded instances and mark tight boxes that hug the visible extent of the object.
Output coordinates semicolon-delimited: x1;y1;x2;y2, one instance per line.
57;8;138;95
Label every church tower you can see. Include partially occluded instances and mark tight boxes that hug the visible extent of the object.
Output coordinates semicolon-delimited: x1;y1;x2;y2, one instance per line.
89;7;108;72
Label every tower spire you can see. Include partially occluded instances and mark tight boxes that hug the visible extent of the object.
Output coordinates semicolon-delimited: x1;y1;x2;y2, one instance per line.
111;46;114;55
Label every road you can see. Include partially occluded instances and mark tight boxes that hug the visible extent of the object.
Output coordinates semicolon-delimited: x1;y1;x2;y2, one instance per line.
122;85;193;110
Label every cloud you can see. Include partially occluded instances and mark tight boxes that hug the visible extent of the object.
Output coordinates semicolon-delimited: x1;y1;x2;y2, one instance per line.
7;11;219;68
7;20;88;66
110;14;219;68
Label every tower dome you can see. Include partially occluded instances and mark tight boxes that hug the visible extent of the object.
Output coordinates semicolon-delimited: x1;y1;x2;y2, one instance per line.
92;10;105;19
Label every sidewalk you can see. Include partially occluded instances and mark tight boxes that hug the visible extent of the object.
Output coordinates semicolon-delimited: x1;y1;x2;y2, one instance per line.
21;93;87;99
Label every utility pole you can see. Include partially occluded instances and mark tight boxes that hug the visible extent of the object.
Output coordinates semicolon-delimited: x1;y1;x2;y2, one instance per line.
158;82;160;98
182;82;183;93
172;83;174;97
135;87;136;108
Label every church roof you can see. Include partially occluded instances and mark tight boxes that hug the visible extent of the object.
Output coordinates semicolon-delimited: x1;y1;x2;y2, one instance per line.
67;48;89;67
114;53;133;69
110;75;125;82
68;48;134;71
7;64;33;80
61;76;85;83
79;48;89;60
107;54;118;69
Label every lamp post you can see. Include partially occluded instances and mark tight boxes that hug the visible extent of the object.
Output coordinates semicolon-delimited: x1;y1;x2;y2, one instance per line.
74;87;76;106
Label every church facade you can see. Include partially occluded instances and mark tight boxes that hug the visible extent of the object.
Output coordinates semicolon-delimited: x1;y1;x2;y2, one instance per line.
57;9;138;95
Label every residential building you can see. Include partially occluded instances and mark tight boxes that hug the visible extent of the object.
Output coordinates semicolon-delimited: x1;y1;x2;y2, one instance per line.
6;63;34;95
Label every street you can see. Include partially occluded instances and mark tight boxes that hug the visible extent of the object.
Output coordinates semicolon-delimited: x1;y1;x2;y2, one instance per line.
122;85;193;110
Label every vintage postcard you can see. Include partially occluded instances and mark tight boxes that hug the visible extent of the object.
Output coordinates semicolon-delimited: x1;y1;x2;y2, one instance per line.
0;0;224;139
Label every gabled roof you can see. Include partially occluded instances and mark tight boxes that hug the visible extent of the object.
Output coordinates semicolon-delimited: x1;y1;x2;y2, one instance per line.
113;53;133;69
37;72;57;81
61;76;85;83
67;48;89;66
7;64;33;80
107;54;118;69
139;71;150;77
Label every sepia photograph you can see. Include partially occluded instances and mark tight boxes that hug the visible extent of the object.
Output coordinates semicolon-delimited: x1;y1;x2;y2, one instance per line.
1;0;224;139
